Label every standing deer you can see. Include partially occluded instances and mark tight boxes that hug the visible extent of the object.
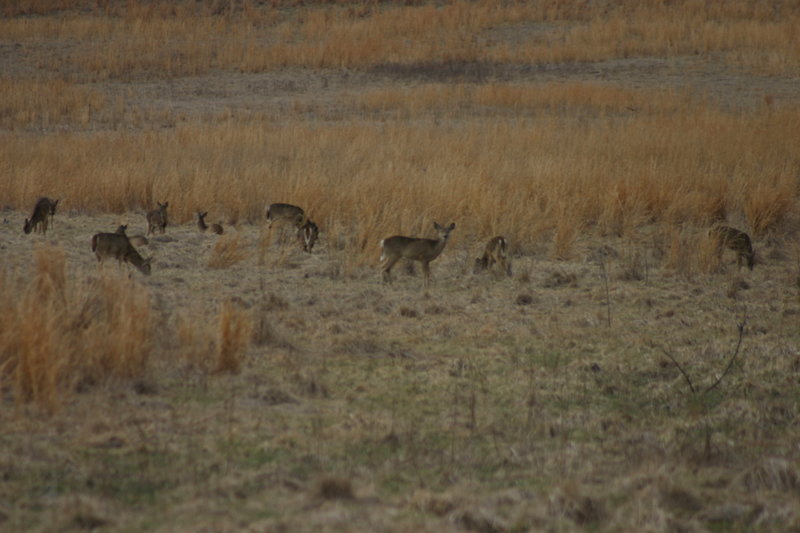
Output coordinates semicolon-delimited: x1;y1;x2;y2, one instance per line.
380;222;456;287
474;236;512;276
91;231;152;276
23;197;59;235
146;201;169;236
196;211;223;235
710;225;755;271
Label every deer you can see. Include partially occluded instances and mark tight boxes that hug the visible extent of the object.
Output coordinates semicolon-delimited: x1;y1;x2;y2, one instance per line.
298;219;319;253
474;236;512;276
146;201;169;236
91;231;152;276
115;224;149;247
710;225;755;271
379;222;456;287
265;202;313;251
196;211;224;235
23;197;59;235
266;202;305;227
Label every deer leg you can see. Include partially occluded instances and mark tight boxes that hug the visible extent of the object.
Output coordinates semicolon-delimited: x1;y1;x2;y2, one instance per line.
421;261;431;288
382;257;400;283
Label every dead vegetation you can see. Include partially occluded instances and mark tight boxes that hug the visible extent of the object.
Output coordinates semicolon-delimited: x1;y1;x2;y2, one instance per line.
1;1;799;531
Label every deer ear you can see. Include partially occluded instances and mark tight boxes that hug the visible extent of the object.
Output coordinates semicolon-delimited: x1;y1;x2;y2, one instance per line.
433;222;441;230
448;223;456;230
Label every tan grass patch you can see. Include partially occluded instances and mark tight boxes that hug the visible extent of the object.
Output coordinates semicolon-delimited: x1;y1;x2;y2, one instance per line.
207;233;248;269
0;245;153;412
214;301;252;374
3;1;799;79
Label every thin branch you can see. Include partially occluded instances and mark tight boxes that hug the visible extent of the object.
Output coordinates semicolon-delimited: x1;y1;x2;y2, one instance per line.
662;347;696;394
705;311;747;394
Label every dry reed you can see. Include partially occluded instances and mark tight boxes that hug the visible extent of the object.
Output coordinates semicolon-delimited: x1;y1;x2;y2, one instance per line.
0;245;153;412
6;100;798;261
2;1;798;78
215;301;252;374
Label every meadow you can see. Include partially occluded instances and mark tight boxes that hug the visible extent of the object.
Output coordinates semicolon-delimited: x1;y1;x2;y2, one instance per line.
2;1;800;531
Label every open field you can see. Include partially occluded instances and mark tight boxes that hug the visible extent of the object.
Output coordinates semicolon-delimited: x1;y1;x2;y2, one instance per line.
2;1;800;531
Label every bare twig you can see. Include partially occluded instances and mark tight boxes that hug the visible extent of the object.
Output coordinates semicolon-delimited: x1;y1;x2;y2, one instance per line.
705;311;747;393
597;256;612;328
662;347;696;394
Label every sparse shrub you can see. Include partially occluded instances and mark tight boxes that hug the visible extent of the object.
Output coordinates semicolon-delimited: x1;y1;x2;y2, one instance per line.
515;293;534;306
311;476;354;501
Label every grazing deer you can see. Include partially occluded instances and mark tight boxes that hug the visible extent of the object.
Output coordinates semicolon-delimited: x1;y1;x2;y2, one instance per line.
380;222;456;287
474;236;512;276
128;235;149;247
146;201;169;236
23;197;59;235
265;202;310;250
115;224;149;247
91;231;152;276
196;211;224;235
298;219;319;253
710;225;755;271
266;202;305;229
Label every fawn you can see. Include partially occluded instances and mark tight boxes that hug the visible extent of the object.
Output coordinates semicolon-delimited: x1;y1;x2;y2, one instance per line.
380;222;456;287
197;211;223;235
474;236;512;276
23;197;59;235
146;201;169;236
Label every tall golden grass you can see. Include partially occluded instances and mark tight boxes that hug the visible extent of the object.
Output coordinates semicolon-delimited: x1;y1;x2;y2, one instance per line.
1;0;798;78
0;78;106;131
0;245;152;412
175;301;253;374
3;96;797;261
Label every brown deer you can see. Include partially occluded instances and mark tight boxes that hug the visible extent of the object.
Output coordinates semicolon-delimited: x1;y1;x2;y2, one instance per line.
146;201;169;236
196;211;223;235
266;203;305;229
265;202;313;251
91;231;152;276
23;197;59;235
474;236;512;276
710;225;755;271
380;222;456;287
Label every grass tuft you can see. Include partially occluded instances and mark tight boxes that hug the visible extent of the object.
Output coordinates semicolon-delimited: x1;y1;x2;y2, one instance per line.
214;301;252;374
208;234;248;269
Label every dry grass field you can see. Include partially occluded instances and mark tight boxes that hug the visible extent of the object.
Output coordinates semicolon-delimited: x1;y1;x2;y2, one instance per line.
2;1;800;531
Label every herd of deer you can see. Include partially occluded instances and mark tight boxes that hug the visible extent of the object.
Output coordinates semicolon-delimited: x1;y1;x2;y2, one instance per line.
22;196;757;283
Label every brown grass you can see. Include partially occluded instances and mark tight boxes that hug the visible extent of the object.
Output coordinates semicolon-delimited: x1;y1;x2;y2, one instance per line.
1;2;800;531
0;245;152;412
214;301;252;374
3;1;798;76
207;233;248;269
3;105;798;263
